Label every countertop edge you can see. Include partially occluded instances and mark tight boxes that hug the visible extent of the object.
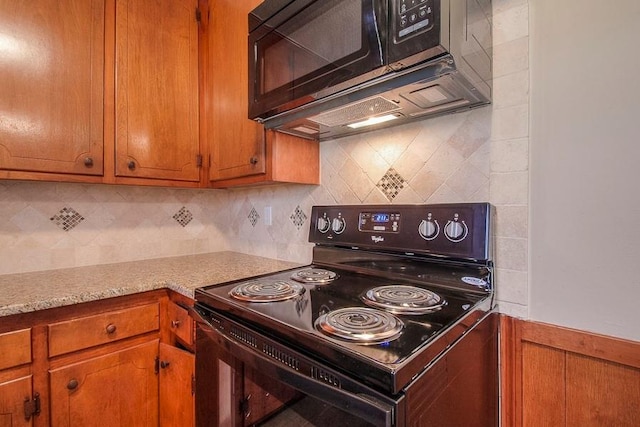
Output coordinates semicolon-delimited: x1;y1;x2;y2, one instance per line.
0;251;305;318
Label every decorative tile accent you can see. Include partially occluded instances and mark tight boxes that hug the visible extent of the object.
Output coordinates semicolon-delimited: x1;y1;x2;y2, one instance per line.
376;168;407;201
50;207;85;231
248;207;259;227
172;207;193;227
290;206;307;230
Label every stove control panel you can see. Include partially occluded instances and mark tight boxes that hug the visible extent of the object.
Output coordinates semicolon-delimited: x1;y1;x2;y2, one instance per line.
358;212;401;233
309;203;493;262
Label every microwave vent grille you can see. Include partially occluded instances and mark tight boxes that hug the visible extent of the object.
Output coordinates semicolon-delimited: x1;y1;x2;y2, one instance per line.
309;96;400;127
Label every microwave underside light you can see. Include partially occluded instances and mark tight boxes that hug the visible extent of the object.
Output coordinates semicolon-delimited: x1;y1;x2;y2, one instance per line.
347;114;400;129
309;96;401;127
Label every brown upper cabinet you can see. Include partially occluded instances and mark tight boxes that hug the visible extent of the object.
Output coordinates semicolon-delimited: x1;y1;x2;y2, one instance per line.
114;0;201;182
0;0;318;188
0;0;105;177
201;0;319;188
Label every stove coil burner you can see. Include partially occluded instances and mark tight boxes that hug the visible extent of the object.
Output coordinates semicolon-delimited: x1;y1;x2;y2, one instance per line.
290;268;338;284
315;307;404;344
362;285;446;315
229;280;305;302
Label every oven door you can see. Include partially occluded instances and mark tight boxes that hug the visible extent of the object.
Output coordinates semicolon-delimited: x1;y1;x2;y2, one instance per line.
192;304;403;427
249;0;388;120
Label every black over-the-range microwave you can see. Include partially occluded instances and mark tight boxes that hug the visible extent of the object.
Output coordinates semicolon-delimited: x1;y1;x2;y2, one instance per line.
248;0;492;140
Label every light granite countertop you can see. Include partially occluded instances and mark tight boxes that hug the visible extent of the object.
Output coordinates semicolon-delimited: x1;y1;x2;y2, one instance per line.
0;252;302;317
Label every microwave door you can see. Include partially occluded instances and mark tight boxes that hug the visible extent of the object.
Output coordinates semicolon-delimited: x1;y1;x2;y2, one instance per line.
249;0;388;120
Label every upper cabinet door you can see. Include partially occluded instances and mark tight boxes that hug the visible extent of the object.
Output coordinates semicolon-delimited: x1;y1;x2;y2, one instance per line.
115;0;200;182
207;0;266;182
0;0;105;176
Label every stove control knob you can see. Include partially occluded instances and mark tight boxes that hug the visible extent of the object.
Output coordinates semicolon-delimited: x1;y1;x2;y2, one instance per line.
444;214;468;242
418;216;439;240
317;216;331;233
331;217;346;234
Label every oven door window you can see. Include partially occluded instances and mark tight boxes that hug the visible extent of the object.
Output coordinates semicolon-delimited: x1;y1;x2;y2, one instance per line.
250;0;386;118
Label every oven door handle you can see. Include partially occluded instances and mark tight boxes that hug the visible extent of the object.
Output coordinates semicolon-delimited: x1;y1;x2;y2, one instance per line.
189;305;397;427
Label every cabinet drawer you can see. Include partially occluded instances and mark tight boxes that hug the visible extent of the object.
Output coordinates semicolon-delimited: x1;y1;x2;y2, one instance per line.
167;302;194;346
48;303;159;357
0;329;31;370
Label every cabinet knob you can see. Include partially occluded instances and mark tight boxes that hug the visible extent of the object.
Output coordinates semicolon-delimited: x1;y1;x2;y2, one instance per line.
128;160;136;170
249;156;258;165
171;320;181;328
83;157;94;167
67;379;79;390
160;360;171;369
105;324;117;334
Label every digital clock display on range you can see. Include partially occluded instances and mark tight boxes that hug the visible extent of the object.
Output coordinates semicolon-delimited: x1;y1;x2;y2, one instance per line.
359;212;400;233
372;213;390;223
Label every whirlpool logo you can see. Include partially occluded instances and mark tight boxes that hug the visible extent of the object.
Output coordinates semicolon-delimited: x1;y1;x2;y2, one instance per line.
371;236;385;243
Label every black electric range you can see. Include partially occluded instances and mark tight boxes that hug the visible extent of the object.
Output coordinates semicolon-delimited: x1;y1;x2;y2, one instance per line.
195;203;495;396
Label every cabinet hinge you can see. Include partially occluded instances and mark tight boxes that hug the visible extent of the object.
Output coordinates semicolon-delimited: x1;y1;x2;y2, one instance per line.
196;154;203;167
195;7;202;22
191;374;196;396
23;392;40;421
239;395;251;418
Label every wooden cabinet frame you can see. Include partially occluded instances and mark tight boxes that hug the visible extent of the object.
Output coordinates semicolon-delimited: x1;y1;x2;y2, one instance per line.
0;289;195;427
1;0;319;189
500;315;640;427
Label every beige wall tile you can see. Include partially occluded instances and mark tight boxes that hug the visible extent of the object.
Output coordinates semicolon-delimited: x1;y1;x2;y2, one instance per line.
493;36;529;78
497;301;528;318
491;138;529;172
495;205;528;238
496;268;528;305
493;3;528;45
493;70;529;108
492;104;529;141
490;171;529;205
495;237;528;271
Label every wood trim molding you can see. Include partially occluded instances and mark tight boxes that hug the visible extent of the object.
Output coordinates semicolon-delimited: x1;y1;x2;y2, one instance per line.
499;315;522;427
500;315;640;427
520;320;640;370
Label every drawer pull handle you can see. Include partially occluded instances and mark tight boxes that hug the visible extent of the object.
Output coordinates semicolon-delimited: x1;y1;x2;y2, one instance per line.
171;320;181;328
250;156;258;165
84;157;94;167
128;160;136;170
67;379;79;390
105;324;117;334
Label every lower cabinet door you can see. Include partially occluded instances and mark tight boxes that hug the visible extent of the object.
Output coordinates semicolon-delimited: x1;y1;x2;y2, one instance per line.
0;375;33;427
158;343;195;426
49;340;159;427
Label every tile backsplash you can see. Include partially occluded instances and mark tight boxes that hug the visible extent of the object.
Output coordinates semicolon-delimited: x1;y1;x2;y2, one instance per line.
0;183;231;274
0;1;529;318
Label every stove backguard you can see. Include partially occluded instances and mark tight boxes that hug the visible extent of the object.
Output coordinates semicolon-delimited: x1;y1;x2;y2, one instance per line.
309;203;493;265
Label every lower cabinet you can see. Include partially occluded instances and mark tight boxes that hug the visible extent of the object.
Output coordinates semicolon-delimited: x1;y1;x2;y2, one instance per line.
159;344;195;427
49;341;159;426
0;328;33;426
0;291;195;427
0;375;33;427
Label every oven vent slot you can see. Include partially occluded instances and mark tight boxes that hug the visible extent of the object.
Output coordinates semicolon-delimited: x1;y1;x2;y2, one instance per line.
229;327;258;348
262;344;300;371
311;366;341;388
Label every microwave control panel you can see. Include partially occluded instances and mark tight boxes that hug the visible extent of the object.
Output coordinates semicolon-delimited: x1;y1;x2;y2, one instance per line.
396;0;435;39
